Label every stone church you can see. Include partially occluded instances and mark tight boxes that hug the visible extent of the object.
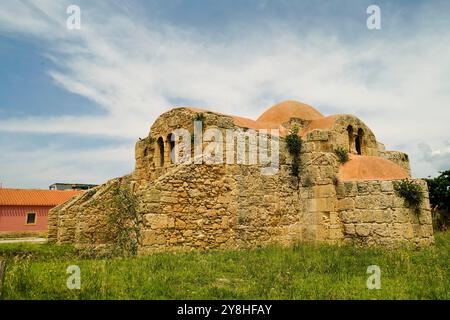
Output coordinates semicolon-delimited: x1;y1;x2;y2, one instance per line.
48;100;434;252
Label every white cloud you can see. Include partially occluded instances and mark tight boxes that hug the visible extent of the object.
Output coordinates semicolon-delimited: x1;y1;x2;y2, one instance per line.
0;141;134;188
418;141;450;176
0;0;449;187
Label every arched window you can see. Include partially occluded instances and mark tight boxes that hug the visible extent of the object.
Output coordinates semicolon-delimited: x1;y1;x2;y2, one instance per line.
355;128;364;155
157;137;164;166
347;125;354;153
167;133;176;164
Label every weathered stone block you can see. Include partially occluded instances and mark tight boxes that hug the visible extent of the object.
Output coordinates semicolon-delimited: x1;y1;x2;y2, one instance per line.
175;219;187;229
307;198;334;213
380;181;393;192
340;211;357;223
307;130;330;142
313;184;336;198
361;210;378;223
343;224;356;235
142;230;166;245
373;223;389;237
343;182;357;197
144;188;161;202
145;214;169;229
337;198;355;211
355;224;371;237
161;196;178;204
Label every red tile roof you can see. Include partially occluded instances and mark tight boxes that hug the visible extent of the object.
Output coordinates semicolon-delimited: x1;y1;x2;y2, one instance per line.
0;188;84;206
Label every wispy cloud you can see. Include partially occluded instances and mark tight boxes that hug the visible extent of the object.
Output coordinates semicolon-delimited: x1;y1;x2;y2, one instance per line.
0;139;134;188
0;0;449;187
418;141;450;176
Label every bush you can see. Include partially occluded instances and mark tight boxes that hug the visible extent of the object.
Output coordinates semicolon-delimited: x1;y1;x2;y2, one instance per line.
425;170;450;231
394;180;424;214
285;125;302;176
194;112;205;123
334;147;349;164
286;126;302;155
106;185;142;257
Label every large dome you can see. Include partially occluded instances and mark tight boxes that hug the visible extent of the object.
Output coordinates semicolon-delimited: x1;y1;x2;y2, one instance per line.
257;100;324;125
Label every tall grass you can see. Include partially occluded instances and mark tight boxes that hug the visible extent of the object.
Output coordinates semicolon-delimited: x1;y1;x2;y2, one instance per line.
0;232;449;300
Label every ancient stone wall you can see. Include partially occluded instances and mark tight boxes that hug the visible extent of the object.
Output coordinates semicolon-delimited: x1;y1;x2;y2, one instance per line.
48;107;434;251
137;163;308;253
335;179;434;246
379;150;411;174
48;176;132;245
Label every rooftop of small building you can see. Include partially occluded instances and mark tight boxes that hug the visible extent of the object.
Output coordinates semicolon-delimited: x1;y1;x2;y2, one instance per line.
0;188;84;206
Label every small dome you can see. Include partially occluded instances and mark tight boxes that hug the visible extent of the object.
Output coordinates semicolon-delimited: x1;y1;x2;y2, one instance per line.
338;155;409;181
257;100;324;125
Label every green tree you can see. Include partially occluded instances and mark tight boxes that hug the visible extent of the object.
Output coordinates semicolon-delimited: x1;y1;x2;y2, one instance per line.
425;170;450;231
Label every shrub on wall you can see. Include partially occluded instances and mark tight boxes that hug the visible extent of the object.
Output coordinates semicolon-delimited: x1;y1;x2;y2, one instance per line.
334;147;349;164
285;125;302;176
394;179;424;214
194;112;206;123
106;184;142;257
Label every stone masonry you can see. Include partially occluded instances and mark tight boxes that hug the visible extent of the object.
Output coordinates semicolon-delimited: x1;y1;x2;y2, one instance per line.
48;101;434;252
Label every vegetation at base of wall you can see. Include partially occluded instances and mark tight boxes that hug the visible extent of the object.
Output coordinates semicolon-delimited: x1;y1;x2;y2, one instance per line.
0;232;48;240
425;170;450;231
0;243;77;260
285;125;302;176
334;147;349;164
393;180;424;214
105;185;142;257
0;231;449;300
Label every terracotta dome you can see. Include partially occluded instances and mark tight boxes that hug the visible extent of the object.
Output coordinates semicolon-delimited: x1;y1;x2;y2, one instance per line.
338;155;409;181
257;100;324;125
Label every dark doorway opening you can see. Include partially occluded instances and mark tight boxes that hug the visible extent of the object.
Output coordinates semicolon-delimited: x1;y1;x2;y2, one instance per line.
347;125;354;153
355;136;361;155
355;128;364;155
157;137;164;166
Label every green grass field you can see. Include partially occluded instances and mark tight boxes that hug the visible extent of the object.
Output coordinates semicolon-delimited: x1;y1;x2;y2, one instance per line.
1;232;449;300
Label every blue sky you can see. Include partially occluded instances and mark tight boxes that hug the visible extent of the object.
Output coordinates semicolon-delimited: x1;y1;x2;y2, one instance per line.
0;0;449;188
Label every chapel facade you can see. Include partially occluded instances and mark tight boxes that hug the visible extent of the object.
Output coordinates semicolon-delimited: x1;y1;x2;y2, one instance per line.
48;100;434;251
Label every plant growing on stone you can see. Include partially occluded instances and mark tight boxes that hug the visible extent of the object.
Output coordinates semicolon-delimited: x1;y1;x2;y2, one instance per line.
286;125;302;176
106;184;142;257
332;175;340;186
394;179;424;214
334;147;349;164
194;112;206;123
302;174;314;187
192;113;206;142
